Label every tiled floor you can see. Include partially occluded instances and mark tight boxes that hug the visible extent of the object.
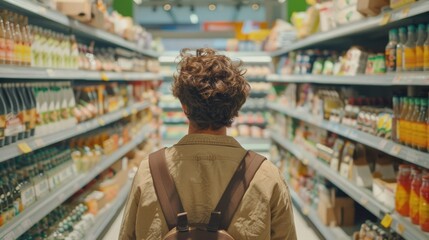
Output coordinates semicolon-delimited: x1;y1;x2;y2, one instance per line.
102;206;320;240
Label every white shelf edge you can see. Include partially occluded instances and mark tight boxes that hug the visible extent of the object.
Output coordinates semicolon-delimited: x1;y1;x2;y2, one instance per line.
391;212;429;240
0;101;151;162
2;0;159;58
0;125;153;240
266;73;429;86
267;102;429;169
84;179;132;240
0;66;162;81
270;1;429;57
288;185;350;240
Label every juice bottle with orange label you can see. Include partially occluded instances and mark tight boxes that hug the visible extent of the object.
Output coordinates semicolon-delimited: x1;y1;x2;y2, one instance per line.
402;98;412;146
415;98;428;152
410;98;420;149
404;25;417;71
424;24;429;71
419;174;429;232
410;167;422;224
396;164;412;216
416;24;426;71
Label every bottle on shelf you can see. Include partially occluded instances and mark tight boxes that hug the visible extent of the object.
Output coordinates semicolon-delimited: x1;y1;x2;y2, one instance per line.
386;29;398;72
398;97;410;145
404;25;417;72
0;12;6;64
424;24;429;71
12;13;23;66
396;164;411;217
396;27;407;72
392;96;399;142
416;24;426;71
3;10;14;65
420;174;429;232
410;97;421;149
410;167;422;224
415;98;428;152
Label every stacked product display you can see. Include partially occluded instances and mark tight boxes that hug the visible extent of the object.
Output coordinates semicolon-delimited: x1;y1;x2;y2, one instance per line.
268;1;429;239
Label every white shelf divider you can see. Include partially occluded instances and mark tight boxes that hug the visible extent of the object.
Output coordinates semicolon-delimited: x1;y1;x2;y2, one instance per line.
266;73;429;86
0;125;153;240
0;66;162;81
268;102;429;169
270;1;429;57
0;101;150;163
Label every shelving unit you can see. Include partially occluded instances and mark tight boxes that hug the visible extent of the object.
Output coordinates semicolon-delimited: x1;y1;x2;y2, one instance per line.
0;125;154;240
270;1;429;57
0;0;159;58
270;131;429;240
84;179;133;240
0;66;162;81
288;186;351;240
268;102;429;169
267;72;429;86
0;101;150;163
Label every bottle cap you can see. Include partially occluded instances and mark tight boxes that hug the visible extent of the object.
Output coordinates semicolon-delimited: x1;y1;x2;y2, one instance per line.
421;98;428;106
418;23;426;31
391;28;398;34
408;25;415;32
399;27;407;33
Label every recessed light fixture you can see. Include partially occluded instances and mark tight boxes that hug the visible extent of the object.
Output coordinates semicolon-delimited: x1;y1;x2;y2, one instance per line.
251;3;260;10
163;3;172;11
278;0;286;3
133;0;142;5
208;3;216;11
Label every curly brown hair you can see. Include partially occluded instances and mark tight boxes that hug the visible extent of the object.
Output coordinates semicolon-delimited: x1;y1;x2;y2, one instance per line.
172;48;250;130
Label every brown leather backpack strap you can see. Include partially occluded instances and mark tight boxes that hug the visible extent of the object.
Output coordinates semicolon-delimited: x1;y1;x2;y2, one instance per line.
149;148;185;231
215;151;266;230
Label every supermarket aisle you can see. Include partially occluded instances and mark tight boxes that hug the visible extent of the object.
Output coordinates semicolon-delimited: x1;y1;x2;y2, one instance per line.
102;206;320;240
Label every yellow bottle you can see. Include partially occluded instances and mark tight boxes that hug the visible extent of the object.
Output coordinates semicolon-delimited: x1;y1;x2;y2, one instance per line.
404;25;416;72
397;27;407;72
424;24;429;71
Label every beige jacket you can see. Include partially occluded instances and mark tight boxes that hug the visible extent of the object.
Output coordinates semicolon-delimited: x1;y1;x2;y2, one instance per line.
119;134;297;240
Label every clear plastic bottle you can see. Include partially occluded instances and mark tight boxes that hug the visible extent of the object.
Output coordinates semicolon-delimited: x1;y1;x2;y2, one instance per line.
404;25;417;71
0;13;6;64
396;27;407;72
12;14;22;66
386;29;398;72
424;24;429;71
416;24;427;71
3;11;14;65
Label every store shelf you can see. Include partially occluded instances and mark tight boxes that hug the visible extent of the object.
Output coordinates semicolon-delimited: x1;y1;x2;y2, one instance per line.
0;125;153;240
250;91;268;98
266;73;429;86
84;179;132;240
288;186;351;240
163;119;188;124
271;131;392;219
1;0;159;58
245;76;268;82
271;1;429;57
159;103;182;111
0;66;162;81
268;102;429;169
235;137;270;152
391;212;429;240
159;51;271;64
0;102;150;163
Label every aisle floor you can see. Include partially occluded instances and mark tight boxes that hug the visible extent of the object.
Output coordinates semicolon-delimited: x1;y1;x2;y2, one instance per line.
102;206;321;240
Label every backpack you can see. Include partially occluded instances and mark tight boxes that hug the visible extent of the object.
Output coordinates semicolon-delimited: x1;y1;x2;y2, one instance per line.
149;148;266;240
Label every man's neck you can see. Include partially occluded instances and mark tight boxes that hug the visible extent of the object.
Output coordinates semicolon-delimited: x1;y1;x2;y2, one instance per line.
188;123;227;135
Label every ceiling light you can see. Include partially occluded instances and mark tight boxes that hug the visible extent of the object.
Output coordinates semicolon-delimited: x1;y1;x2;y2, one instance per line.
251;3;260;10
163;3;172;11
190;13;199;24
278;0;286;2
133;0;142;4
208;3;216;11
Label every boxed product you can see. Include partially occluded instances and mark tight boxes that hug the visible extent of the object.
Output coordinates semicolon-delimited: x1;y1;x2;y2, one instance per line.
319;1;336;32
318;187;355;226
55;0;92;22
357;0;389;16
372;178;396;209
88;3;105;29
390;0;416;9
85;191;108;215
335;0;359;10
336;5;365;25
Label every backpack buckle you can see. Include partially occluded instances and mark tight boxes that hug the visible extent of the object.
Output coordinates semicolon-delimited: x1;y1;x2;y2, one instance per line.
207;211;221;232
177;212;189;232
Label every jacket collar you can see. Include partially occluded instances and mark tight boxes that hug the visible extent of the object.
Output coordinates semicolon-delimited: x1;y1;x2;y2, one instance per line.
175;134;242;148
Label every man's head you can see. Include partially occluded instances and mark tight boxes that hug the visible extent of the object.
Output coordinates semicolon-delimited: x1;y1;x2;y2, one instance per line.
172;48;250;131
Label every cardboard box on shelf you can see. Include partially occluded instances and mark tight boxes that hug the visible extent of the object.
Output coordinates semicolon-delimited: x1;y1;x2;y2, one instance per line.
357;0;389;16
372;178;396;210
55;0;92;22
88;3;105;29
336;5;365;25
333;197;355;226
335;0;359;10
318;186;355;226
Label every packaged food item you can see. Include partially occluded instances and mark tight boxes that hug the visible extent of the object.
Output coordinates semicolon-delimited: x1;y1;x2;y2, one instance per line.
396;27;407;72
416;24;427;71
424;24;429;71
357;0;389;16
404;25;417;71
410;167;422;224
390;0;416;9
420;174;429;232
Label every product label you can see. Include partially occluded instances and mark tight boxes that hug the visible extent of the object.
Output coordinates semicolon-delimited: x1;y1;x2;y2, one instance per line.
409;190;419;221
401;120;411;145
404;47;416;71
396;48;404;71
419;196;429;230
14;43;22;64
0;114;5;138
21;185;36;208
34;177;49;198
416;46;424;69
29;108;37;129
424;45;429;70
396;184;410;216
5;112;24;136
23;110;30;132
413;123;427;148
386;48;396;71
